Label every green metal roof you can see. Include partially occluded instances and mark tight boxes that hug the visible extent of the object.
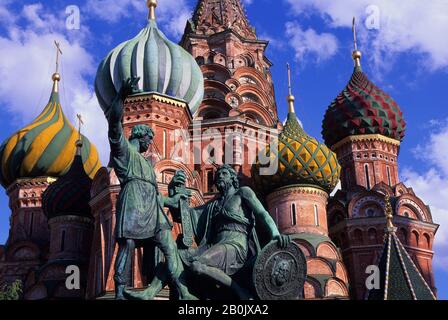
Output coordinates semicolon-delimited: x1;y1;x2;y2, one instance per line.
368;231;436;300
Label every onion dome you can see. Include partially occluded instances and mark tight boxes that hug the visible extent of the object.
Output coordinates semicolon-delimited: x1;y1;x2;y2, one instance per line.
252;65;341;193
322;21;405;148
0;73;101;188
42;140;93;219
95;0;204;115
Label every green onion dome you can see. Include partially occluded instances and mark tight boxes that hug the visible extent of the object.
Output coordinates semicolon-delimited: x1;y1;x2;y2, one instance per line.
322;59;406;148
252;95;341;194
0;75;101;188
42;141;93;219
95;18;204;115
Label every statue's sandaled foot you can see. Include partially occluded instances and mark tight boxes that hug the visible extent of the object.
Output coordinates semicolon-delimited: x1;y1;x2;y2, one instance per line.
123;287;158;300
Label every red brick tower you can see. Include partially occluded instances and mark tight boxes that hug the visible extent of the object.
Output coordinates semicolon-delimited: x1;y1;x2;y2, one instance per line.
252;65;349;299
24;139;95;299
322;20;438;299
181;0;280;192
0;68;100;292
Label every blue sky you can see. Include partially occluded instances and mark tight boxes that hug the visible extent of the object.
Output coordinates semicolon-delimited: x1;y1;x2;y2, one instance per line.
0;0;447;299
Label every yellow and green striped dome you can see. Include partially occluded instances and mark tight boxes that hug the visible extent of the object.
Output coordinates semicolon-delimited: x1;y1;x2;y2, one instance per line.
252;100;341;194
0;78;101;188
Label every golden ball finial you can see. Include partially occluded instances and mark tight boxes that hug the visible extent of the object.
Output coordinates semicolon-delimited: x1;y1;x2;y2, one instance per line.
352;50;362;60
51;73;61;93
287;95;295;114
352;50;362;68
147;0;157;20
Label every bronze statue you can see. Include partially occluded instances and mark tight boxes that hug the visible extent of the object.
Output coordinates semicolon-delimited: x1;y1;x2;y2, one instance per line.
125;165;292;300
106;77;193;300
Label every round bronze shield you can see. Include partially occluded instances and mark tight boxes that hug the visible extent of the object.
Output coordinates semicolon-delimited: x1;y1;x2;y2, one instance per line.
253;241;307;300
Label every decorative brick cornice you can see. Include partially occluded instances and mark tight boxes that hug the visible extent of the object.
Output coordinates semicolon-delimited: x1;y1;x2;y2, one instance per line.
6;177;56;193
124;93;192;128
125;92;188;109
267;185;329;199
332;134;401;151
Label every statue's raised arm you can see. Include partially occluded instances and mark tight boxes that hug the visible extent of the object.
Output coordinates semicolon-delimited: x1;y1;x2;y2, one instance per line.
106;76;141;141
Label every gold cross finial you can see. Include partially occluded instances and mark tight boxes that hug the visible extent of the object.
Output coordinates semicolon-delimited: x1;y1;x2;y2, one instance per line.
286;63;295;114
287;63;292;96
352;17;362;68
54;40;63;74
352;17;358;51
147;0;158;20
76;114;84;136
52;41;63;92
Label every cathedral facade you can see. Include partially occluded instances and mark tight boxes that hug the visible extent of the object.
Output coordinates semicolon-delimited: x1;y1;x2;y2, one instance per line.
0;0;438;300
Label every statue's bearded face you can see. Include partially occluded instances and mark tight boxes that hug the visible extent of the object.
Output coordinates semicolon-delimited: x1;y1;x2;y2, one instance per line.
138;134;153;153
215;169;233;194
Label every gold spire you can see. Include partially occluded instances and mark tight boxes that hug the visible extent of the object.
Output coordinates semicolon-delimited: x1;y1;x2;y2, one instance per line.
384;193;396;232
52;40;62;93
286;63;295;114
75;113;84;156
147;0;157;20
351;17;362;68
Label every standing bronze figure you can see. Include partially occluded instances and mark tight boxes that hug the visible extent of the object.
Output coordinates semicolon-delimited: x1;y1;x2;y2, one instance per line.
106;77;192;300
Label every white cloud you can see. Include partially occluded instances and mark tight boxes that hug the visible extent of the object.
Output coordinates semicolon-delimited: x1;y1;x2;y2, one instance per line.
0;3;109;164
85;0;192;38
285;21;338;64
401;119;448;271
284;0;448;72
85;0;146;24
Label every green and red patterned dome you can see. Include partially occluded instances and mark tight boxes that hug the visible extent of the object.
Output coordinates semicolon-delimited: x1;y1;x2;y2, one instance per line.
322;62;406;147
252;94;341;194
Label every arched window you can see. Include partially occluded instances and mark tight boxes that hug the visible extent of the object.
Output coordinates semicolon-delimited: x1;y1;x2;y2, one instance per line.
387;166;392;186
207;170;214;193
353;229;364;244
423;233;431;249
29;212;34;237
398;228;408;245
163;130;167;159
365;164;371;189
60;230;66;252
411;231;420;247
291;203;297;226
314;205;319;226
